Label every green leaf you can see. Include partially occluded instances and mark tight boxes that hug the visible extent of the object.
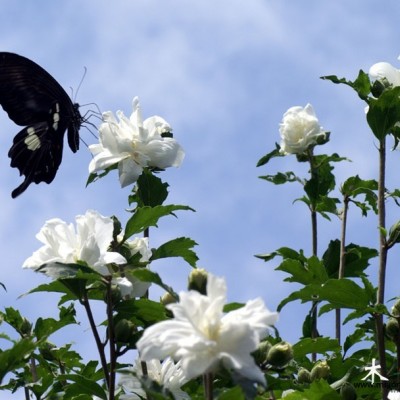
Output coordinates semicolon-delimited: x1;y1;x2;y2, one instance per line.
130;269;178;299
114;298;168;326
256;143;283;167
151;237;198;267
255;247;307;263
276;256;329;285
321;70;371;101
341;175;378;215
293;337;340;358
367;86;400;140
124;205;194;238
62;374;108;400
34;305;76;339
305;154;345;203
258;171;300;185
218;386;245;400
283;379;341;399
0;338;38;383
278;279;370;311
86;164;118;186
343;327;366;356
129;169;169;207
322;240;378;278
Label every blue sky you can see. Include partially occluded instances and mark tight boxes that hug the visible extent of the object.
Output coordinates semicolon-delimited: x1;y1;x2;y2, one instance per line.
1;0;400;394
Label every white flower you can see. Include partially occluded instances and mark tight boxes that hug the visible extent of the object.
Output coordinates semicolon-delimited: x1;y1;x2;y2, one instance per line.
23;210;126;277
389;390;400;400
125;237;152;263
389;391;400;400
369;61;400;87
136;273;278;385
279;104;327;155
118;358;189;400
89;97;185;187
115;236;153;298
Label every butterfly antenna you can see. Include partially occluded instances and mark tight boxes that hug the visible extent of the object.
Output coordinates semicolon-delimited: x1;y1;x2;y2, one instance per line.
71;66;87;102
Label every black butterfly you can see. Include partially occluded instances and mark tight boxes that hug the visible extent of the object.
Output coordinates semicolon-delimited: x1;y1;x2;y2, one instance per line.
0;52;82;198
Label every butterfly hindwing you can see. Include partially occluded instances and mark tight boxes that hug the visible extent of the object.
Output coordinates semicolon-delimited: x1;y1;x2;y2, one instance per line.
8;103;65;198
0;52;82;197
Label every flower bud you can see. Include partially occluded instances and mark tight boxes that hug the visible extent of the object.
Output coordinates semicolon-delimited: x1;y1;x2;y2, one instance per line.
297;367;312;384
386;318;400;342
371;79;386;98
252;340;272;365
20;317;32;337
340;382;357;400
114;319;136;343
392;299;400;317
266;341;293;368
104;284;123;306
188;268;208;294
160;292;177;306
40;342;57;361
388;221;400;247
310;360;330;380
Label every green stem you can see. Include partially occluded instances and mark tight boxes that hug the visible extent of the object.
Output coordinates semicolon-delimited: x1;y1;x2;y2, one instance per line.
376;136;388;400
81;291;109;387
336;196;349;343
309;151;318;362
106;279;117;400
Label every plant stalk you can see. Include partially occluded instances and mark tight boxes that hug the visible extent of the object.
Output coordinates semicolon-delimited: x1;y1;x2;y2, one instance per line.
376;136;388;400
336;196;349;343
203;372;213;400
81;291;110;387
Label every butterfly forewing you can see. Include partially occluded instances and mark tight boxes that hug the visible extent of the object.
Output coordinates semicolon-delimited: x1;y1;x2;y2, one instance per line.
0;52;82;197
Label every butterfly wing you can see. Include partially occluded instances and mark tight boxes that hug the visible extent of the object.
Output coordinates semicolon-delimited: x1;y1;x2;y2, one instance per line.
0;52;81;197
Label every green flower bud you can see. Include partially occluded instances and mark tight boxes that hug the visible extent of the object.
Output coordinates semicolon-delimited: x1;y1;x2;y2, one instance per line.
188;268;208;294
388;221;400;247
371;79;387;98
20;317;32;337
252;340;272;365
297;367;312;384
160;292;177;306
340;382;357;400
103;284;123;306
40;342;57;362
391;299;400;317
266;341;293;368
114;319;136;343
310;360;330;381
386;318;400;342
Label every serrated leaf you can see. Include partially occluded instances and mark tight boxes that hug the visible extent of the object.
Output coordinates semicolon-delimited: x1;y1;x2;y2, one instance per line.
284;379;341;399
124;205;194;238
278;279;370;311
256;143;283;167
343;327;366;356
130;169;169;207
62;374;108;400
114;298;168;326
130;269;178;299
321;70;371;101
367;86;400;140
0;338;38;383
293;337;340;358
151;237;198;267
276;256;328;285
259;171;300;185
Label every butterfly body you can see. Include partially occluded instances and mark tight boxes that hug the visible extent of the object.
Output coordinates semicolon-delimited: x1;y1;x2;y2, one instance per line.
0;52;82;197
